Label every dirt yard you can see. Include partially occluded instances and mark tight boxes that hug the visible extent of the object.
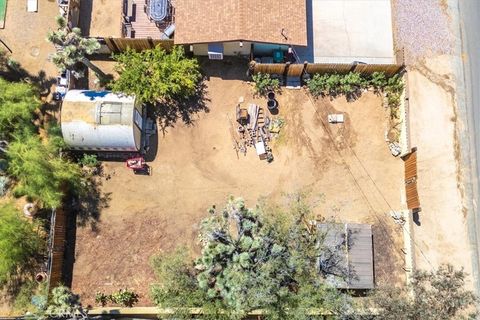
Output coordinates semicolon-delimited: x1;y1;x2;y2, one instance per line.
79;0;122;38
0;0;58;78
71;62;406;306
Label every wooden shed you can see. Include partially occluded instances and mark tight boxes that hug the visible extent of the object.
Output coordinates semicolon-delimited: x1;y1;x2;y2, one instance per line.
317;223;375;290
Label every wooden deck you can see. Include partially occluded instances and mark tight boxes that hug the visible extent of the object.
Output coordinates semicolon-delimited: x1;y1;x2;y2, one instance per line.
124;0;172;39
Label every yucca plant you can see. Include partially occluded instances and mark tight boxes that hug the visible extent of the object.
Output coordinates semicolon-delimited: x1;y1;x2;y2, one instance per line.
47;16;104;78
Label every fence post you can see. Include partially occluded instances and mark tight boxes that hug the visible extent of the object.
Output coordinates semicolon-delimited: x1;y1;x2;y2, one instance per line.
107;37;120;53
301;61;308;84
147;37;155;49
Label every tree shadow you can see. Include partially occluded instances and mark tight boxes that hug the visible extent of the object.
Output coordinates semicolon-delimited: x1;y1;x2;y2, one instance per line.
70;171;111;233
1;51;55;90
154;80;210;134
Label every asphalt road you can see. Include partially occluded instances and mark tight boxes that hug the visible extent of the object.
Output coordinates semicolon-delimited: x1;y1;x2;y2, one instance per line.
458;0;480;294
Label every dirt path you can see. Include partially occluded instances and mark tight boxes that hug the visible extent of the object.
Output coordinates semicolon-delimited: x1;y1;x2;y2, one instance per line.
408;56;473;280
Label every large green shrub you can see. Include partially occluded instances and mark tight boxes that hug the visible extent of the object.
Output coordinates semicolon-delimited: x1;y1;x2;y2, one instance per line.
0;203;44;287
112;46;201;103
0;78;40;140
6;131;83;208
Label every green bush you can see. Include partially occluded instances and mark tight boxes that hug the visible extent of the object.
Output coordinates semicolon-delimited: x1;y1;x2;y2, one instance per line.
112;46;201;103
0;78;40;140
95;291;109;307
307;71;404;108
109;289;139;307
306;74;329;97
6;131;84;209
370;71;388;89
79;154;99;168
252;72;280;96
0;203;44;287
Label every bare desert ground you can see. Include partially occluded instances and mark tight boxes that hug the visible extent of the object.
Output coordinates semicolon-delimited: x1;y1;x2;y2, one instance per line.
71;62;406;305
0;0;58;78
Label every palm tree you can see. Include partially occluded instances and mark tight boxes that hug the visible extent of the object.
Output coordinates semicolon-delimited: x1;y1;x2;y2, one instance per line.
47;16;105;78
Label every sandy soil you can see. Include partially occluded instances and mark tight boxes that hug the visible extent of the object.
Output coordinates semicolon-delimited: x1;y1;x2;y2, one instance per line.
0;0;58;78
408;56;473;279
71;63;406;305
80;0;122;38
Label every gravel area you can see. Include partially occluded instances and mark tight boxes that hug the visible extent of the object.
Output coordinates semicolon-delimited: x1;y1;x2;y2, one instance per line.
393;0;454;63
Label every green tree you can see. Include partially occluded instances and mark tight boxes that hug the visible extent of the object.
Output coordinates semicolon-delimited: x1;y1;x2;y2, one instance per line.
111;46;201;103
6;130;83;208
46;16;104;78
366;265;477;320
0;203;44;287
0;77;40;140
151;196;352;319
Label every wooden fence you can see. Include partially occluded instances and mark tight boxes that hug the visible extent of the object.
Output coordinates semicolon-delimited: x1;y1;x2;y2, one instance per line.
101;37;174;53
250;61;404;77
402;149;420;210
47;207;67;291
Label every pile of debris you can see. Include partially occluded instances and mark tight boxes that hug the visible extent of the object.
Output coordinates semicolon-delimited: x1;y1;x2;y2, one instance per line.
229;102;284;162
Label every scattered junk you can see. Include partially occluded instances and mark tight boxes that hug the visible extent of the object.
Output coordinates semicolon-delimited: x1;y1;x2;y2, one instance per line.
231;100;284;162
53;70;70;101
328;113;345;124
126;156;151;175
390;211;406;225
35;272;48;283
267;91;278;111
23;203;36;218
385;130;402;157
388;142;402;157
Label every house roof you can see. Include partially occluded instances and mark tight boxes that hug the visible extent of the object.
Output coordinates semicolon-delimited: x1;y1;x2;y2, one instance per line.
317;223;375;290
173;0;308;46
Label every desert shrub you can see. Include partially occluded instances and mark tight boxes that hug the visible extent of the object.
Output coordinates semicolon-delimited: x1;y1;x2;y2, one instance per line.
79;154;99;168
306;74;329;97
6;132;84;209
95;291;109;307
109;288;139;307
0;77;40;140
368;264;477;320
0;203;44;288
370;71;388;90
252;72;280;96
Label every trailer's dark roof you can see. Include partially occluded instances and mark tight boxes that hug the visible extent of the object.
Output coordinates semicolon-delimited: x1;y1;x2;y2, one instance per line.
318;223;374;290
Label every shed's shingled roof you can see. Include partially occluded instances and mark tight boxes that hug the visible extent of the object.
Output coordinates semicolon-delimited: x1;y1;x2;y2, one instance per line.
173;0;308;46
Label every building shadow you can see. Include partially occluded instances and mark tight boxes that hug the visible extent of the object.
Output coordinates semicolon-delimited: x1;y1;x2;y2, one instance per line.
199;56;250;81
78;0;93;36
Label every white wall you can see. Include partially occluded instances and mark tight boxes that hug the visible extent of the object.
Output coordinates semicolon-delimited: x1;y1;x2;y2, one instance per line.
193;42;252;56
